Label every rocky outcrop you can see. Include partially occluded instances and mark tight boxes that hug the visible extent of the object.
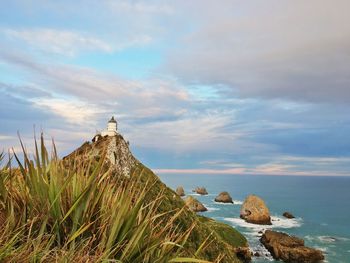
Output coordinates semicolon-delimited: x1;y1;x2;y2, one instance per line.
176;186;185;196
283;212;295;219
215;191;233;203
240;195;271;225
193;187;208;195
260;230;324;263
63;134;137;178
184;196;208;212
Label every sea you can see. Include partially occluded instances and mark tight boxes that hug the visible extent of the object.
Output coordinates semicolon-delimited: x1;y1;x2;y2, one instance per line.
157;173;350;263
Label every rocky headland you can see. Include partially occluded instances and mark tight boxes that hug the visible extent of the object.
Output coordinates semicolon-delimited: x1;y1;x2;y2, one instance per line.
64;135;248;262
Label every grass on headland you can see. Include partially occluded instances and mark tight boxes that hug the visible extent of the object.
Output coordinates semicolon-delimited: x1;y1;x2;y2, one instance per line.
0;135;211;263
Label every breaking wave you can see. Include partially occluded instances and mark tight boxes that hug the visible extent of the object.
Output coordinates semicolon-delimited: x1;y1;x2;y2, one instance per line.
305;235;350;243
206;206;220;212
224;215;302;232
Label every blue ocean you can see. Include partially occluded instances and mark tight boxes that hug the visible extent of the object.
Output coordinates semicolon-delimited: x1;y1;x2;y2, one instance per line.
157;174;350;263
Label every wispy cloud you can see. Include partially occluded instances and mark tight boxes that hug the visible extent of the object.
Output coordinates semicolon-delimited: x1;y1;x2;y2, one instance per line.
31;98;107;125
108;1;173;15
2;28;152;56
3;28;113;56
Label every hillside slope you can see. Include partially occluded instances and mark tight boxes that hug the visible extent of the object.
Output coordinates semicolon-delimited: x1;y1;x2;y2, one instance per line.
64;134;250;262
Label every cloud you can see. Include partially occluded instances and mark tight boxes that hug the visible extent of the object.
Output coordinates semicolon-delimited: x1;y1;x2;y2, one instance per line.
31;98;107;125
107;1;173;15
165;0;350;103
2;28;152;56
154;156;350;177
3;28;113;56
0;135;15;141
126;111;239;151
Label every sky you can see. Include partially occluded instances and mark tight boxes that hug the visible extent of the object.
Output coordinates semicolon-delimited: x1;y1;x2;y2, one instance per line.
1;0;350;176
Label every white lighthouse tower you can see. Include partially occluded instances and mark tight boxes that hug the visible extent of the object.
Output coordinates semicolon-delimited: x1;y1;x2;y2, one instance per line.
101;116;118;137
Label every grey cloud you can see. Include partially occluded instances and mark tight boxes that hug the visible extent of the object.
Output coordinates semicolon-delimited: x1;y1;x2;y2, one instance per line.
0;82;51;98
165;0;350;103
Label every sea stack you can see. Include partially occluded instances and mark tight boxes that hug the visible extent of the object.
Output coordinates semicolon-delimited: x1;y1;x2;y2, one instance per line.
193;187;208;195
184;196;208;212
215;191;233;203
176;186;185;196
240;195;271;225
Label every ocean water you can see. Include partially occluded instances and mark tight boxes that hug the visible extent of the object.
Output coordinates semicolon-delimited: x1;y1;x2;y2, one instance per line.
157;174;350;263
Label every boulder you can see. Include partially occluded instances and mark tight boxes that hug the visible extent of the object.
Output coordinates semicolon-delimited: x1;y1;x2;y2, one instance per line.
176;186;185;196
215;191;233;203
283;212;295;219
240;195;271;225
184;196;207;212
193;187;208;195
234;246;252;262
260;230;324;263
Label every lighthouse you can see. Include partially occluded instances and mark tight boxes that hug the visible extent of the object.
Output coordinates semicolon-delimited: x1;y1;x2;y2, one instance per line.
101;116;118;137
92;116;119;142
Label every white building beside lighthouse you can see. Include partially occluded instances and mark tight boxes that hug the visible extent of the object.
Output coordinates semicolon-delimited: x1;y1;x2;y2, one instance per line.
92;116;120;142
101;116;118;137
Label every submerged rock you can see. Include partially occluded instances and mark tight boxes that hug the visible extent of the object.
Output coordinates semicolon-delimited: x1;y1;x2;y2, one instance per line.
215;191;233;203
193;187;208;195
283;212;295;219
176;186;185;196
240;195;271;225
184;196;208;212
260;230;324;263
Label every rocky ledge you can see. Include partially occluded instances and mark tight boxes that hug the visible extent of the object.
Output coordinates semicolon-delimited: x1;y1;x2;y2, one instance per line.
260;230;324;263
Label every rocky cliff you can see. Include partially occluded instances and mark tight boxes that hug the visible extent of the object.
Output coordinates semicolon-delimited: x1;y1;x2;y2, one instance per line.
64;135;249;262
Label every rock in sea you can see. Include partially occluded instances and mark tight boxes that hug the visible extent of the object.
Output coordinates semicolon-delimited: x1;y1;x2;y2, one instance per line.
215;191;233;203
176;186;185;196
260;230;324;263
283;211;295;219
240;195;271;225
184;196;207;212
193;187;208;195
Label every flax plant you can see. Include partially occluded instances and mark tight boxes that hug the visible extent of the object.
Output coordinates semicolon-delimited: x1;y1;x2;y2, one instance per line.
0;135;210;263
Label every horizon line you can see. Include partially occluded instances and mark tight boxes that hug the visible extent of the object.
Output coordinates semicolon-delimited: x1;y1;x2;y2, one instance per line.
153;168;350;177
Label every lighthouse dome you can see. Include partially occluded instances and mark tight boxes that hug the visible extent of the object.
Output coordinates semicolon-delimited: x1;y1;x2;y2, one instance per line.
109;116;117;123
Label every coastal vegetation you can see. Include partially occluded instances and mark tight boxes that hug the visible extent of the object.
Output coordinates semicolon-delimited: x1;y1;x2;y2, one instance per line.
0;134;248;262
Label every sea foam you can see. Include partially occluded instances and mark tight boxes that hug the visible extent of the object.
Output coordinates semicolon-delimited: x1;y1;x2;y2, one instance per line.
305;235;350;243
224;215;302;231
212;199;243;205
206;206;220;212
